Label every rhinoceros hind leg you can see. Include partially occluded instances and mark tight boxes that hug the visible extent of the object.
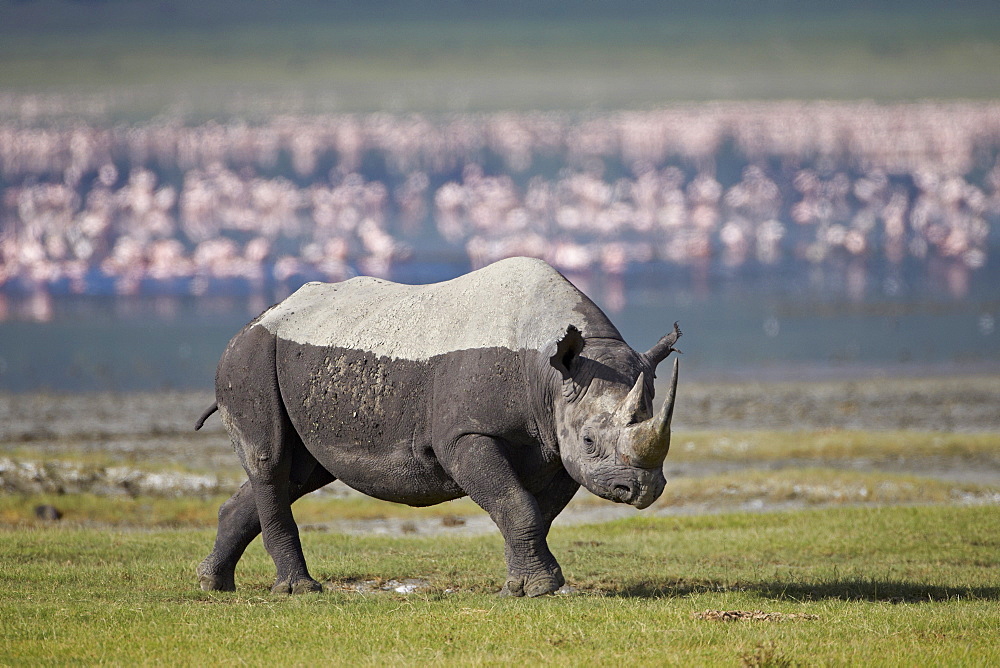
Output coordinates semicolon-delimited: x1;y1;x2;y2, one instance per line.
197;480;255;591
270;577;325;595
198;462;335;592
197;560;237;592
212;325;326;594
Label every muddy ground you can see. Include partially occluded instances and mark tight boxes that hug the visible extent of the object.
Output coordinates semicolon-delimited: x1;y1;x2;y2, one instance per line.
1;374;998;534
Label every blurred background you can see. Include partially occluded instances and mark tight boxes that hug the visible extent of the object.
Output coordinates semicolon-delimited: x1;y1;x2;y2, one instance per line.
1;0;999;391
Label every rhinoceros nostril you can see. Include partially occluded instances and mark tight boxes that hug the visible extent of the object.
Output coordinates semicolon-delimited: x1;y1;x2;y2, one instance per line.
612;484;632;503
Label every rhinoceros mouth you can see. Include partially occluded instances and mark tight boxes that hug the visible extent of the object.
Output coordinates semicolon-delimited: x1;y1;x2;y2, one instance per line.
598;466;666;509
611;484;634;504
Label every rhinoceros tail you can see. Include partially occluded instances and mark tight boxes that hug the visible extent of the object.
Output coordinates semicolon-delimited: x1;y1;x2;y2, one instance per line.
194;402;218;431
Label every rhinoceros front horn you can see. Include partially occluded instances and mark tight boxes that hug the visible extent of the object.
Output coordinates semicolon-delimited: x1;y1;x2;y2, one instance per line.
624;357;679;468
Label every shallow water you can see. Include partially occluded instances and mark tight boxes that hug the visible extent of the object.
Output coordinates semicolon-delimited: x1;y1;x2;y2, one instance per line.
0;258;997;392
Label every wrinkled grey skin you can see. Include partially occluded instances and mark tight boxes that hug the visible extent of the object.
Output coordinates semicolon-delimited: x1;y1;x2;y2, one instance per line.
195;257;681;597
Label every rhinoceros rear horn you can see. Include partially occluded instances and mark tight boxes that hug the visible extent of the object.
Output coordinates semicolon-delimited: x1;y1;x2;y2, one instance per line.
627;357;679;467
613;373;650;426
643;322;682;368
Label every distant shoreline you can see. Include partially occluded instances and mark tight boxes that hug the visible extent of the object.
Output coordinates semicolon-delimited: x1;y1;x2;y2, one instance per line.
2;373;998;439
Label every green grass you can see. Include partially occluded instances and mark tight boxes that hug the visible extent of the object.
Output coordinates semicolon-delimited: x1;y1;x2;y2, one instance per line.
4;426;999;662
2;506;999;665
670;430;1000;464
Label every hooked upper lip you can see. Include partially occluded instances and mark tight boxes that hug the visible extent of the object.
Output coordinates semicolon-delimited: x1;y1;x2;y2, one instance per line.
615;480;663;509
632;494;655;510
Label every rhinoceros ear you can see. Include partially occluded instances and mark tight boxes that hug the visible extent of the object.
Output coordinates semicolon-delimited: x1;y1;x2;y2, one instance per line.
549;324;585;380
643;321;682;368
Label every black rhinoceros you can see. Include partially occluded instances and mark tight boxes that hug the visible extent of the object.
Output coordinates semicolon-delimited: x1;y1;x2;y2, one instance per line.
195;256;680;597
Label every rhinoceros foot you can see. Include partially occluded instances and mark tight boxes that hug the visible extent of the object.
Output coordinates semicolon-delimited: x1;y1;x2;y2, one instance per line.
196;559;235;592
500;564;565;598
271;577;323;595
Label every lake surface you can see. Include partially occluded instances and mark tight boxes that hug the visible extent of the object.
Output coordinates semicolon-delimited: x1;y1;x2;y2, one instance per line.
1;256;997;392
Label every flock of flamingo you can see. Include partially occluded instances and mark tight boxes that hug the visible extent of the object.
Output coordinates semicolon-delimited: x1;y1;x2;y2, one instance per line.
1;100;998;320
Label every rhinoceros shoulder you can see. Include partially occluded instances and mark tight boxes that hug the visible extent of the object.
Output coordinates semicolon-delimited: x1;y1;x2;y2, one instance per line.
256;257;619;361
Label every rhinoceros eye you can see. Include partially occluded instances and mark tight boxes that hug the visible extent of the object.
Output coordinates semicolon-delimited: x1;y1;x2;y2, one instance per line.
582;434;597;455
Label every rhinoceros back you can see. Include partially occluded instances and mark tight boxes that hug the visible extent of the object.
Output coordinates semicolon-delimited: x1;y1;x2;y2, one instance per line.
257;257;620;359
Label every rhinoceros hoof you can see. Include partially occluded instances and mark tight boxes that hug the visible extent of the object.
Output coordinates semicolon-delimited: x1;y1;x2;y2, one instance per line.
500;566;565;598
271;578;323;595
196;560;236;592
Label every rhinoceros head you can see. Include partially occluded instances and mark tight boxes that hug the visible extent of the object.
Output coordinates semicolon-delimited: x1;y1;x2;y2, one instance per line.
549;323;681;509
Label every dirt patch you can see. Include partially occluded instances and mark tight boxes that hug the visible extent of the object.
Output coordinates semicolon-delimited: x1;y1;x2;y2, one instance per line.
301;513;498;537
694;610;820;622
326;577;435;594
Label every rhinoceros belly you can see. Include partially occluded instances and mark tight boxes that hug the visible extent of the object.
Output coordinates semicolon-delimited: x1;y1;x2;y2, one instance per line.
276;338;465;506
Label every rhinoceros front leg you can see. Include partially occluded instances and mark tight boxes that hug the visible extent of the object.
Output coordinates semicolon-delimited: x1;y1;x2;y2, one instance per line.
440;434;565;597
534;467;581;533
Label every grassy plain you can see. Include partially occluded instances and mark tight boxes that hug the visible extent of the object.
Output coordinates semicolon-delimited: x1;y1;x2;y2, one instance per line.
2;506;999;665
3;386;999;664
